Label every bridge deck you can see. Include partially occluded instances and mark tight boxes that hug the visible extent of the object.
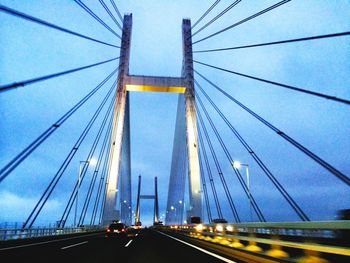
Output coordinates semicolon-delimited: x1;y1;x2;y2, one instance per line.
1;228;349;263
0;229;241;263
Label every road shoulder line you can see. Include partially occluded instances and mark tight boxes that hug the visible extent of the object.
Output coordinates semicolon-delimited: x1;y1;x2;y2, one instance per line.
156;231;237;263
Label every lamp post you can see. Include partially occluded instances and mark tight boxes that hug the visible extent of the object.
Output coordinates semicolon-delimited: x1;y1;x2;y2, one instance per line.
123;200;128;223
232;161;252;222
74;158;97;227
178;200;182;224
170;205;177;224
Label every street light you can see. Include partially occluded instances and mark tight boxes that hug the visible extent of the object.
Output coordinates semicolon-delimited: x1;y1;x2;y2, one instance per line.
74;158;97;227
178;200;184;224
170;205;177;223
232;161;242;169
232;161;252;222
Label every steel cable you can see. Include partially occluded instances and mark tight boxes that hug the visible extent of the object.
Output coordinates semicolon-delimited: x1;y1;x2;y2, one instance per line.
198;125;224;219
0;69;118;185
195;71;350;186
191;0;221;30
0;4;120;48
74;0;121;38
98;0;122;30
194;31;350;53
196;96;266;222
0;57;119;93
193;0;291;45
192;0;241;37
23;75;118;228
194;60;350;105
197;109;241;223
195;76;310;221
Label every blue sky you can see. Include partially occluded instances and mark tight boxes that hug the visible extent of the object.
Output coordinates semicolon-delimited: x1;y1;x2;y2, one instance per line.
0;0;349;226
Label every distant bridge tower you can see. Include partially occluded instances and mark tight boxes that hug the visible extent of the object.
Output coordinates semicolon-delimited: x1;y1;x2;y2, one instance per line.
134;176;159;226
102;14;202;226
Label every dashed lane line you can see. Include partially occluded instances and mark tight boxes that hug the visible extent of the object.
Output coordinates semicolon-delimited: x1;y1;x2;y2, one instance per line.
61;241;89;250
125;240;133;247
0;232;102;251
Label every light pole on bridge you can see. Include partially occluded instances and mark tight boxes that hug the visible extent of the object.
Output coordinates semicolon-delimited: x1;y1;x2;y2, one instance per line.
170;205;177;224
74;158;97;227
232;161;252;222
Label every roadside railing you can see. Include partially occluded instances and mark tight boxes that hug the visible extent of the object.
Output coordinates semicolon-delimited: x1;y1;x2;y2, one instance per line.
0;226;102;241
160;221;350;262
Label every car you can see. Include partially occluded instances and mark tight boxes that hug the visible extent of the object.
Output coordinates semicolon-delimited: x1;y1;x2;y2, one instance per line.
189;216;201;224
126;226;140;237
337;209;350;220
336;209;350;245
106;222;127;237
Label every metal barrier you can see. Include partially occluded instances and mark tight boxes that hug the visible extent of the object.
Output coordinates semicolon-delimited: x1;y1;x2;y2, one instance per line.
160;221;350;262
0;226;102;241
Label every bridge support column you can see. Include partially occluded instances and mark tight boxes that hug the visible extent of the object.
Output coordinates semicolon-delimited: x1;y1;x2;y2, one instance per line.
134;175;159;226
182;19;202;222
166;19;202;225
135;175;141;225
102;14;132;226
154;177;159;224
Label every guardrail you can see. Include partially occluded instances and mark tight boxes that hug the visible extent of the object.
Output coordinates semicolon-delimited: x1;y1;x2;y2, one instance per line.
0;226;102;241
160;221;350;262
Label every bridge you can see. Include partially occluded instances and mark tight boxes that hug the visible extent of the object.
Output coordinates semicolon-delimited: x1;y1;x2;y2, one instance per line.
0;1;349;262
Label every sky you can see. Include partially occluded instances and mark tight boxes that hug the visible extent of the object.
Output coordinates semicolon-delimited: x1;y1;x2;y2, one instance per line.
0;0;349;227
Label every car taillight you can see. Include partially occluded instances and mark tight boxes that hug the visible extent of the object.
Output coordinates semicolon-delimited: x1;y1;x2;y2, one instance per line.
122;229;125;232
106;228;111;232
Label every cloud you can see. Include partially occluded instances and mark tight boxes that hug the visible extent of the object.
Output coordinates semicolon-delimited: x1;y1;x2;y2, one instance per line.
0;191;62;225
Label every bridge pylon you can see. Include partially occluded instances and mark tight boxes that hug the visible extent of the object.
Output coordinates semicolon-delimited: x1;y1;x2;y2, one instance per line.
102;15;202;226
102;14;132;226
166;19;202;225
135;176;160;226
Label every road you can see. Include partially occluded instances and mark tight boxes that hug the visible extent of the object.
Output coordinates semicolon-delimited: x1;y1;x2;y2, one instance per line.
0;229;243;263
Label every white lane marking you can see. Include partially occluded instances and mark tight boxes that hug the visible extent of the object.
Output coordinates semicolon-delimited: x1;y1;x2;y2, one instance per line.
0;232;102;251
61;241;88;250
156;231;237;263
125;240;133;247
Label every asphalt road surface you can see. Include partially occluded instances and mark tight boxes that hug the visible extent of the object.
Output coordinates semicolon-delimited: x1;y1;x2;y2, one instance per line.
0;229;243;263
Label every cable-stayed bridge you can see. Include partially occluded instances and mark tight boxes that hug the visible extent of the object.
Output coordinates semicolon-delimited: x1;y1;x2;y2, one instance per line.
0;1;349;262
